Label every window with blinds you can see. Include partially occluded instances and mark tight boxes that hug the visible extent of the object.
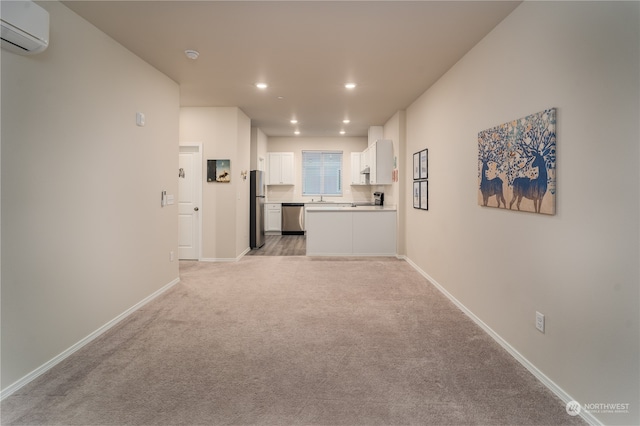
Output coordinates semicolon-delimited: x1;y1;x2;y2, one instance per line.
302;151;343;196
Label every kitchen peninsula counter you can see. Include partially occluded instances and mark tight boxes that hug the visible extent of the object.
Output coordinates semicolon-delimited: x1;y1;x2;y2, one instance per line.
306;206;396;256
305;205;396;212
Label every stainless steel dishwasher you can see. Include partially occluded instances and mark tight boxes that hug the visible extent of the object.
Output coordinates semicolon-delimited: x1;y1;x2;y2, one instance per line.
281;203;305;235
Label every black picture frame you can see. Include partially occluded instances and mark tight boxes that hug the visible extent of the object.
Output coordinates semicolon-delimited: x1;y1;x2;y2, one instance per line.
413;149;429;211
420;180;428;210
420;149;428;179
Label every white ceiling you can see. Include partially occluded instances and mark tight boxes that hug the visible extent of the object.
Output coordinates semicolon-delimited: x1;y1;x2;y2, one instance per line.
63;1;521;137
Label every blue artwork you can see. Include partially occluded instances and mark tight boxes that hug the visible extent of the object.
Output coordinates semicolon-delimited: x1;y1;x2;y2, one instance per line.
478;108;556;215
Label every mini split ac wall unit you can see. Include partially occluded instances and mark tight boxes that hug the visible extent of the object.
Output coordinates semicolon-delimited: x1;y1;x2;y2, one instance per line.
1;1;49;55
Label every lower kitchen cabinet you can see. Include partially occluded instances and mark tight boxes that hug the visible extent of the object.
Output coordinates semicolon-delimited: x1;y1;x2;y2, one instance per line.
352;211;396;254
306;208;396;256
308;211;353;255
265;203;281;232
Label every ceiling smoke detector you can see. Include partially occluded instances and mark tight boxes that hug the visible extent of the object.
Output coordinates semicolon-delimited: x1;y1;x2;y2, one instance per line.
184;49;200;60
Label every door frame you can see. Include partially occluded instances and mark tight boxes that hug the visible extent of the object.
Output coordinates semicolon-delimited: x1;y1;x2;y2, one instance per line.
179;142;203;260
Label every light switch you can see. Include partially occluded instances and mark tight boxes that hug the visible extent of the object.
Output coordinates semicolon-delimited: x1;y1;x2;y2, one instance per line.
136;112;145;127
167;195;174;205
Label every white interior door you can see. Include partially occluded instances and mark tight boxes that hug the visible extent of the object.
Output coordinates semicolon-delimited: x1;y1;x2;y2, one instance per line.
178;144;202;260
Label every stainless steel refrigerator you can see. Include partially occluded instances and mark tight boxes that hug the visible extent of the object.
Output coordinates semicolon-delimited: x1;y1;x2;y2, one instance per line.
250;170;265;249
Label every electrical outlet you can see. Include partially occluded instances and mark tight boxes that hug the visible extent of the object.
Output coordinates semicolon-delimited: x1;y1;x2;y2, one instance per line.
536;311;545;333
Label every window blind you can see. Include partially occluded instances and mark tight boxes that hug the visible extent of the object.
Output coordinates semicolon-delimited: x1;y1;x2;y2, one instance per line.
302;151;342;196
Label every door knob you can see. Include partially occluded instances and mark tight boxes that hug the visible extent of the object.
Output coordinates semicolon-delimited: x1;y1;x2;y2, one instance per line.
194;207;199;211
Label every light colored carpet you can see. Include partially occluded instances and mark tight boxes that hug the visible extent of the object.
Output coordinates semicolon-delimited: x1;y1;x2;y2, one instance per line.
2;256;585;425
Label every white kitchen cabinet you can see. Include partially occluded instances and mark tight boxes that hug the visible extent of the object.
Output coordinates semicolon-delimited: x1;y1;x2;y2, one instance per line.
352;211;396;254
267;152;294;185
350;152;369;185
361;140;393;185
265;203;282;232
360;148;371;174
306;208;397;256
306;211;353;255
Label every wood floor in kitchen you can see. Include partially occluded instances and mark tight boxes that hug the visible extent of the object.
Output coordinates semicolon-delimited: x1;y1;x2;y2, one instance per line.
247;235;306;256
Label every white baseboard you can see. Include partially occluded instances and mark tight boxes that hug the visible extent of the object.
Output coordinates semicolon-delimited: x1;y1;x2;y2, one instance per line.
0;276;181;401
307;253;397;257
200;247;250;263
200;258;234;262
402;256;602;426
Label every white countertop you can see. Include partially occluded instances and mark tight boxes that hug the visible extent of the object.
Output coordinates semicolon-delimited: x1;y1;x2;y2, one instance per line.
306;205;396;212
268;201;367;205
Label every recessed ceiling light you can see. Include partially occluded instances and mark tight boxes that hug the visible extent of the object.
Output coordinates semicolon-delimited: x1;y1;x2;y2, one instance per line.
339;130;346;135
290;119;298;124
294;130;300;135
255;82;268;89
184;49;199;60
343;119;350;124
344;83;356;90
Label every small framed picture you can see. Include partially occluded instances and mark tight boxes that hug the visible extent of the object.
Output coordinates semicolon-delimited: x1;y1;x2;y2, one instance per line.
207;159;231;182
420;180;428;210
420;149;428;179
413;181;420;209
413;152;420;180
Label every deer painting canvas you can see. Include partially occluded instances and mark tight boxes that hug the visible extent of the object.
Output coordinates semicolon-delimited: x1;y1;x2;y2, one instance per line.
478;108;556;215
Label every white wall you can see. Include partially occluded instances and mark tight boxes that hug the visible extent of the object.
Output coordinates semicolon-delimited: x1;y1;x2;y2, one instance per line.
383;111;406;254
404;2;639;425
235;110;251;258
1;1;180;390
266;137;370;203
179;107;251;260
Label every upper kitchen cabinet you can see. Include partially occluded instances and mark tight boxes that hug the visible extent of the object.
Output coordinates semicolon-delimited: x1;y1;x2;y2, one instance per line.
361;140;393;185
350;152;369;185
267;152;294;185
